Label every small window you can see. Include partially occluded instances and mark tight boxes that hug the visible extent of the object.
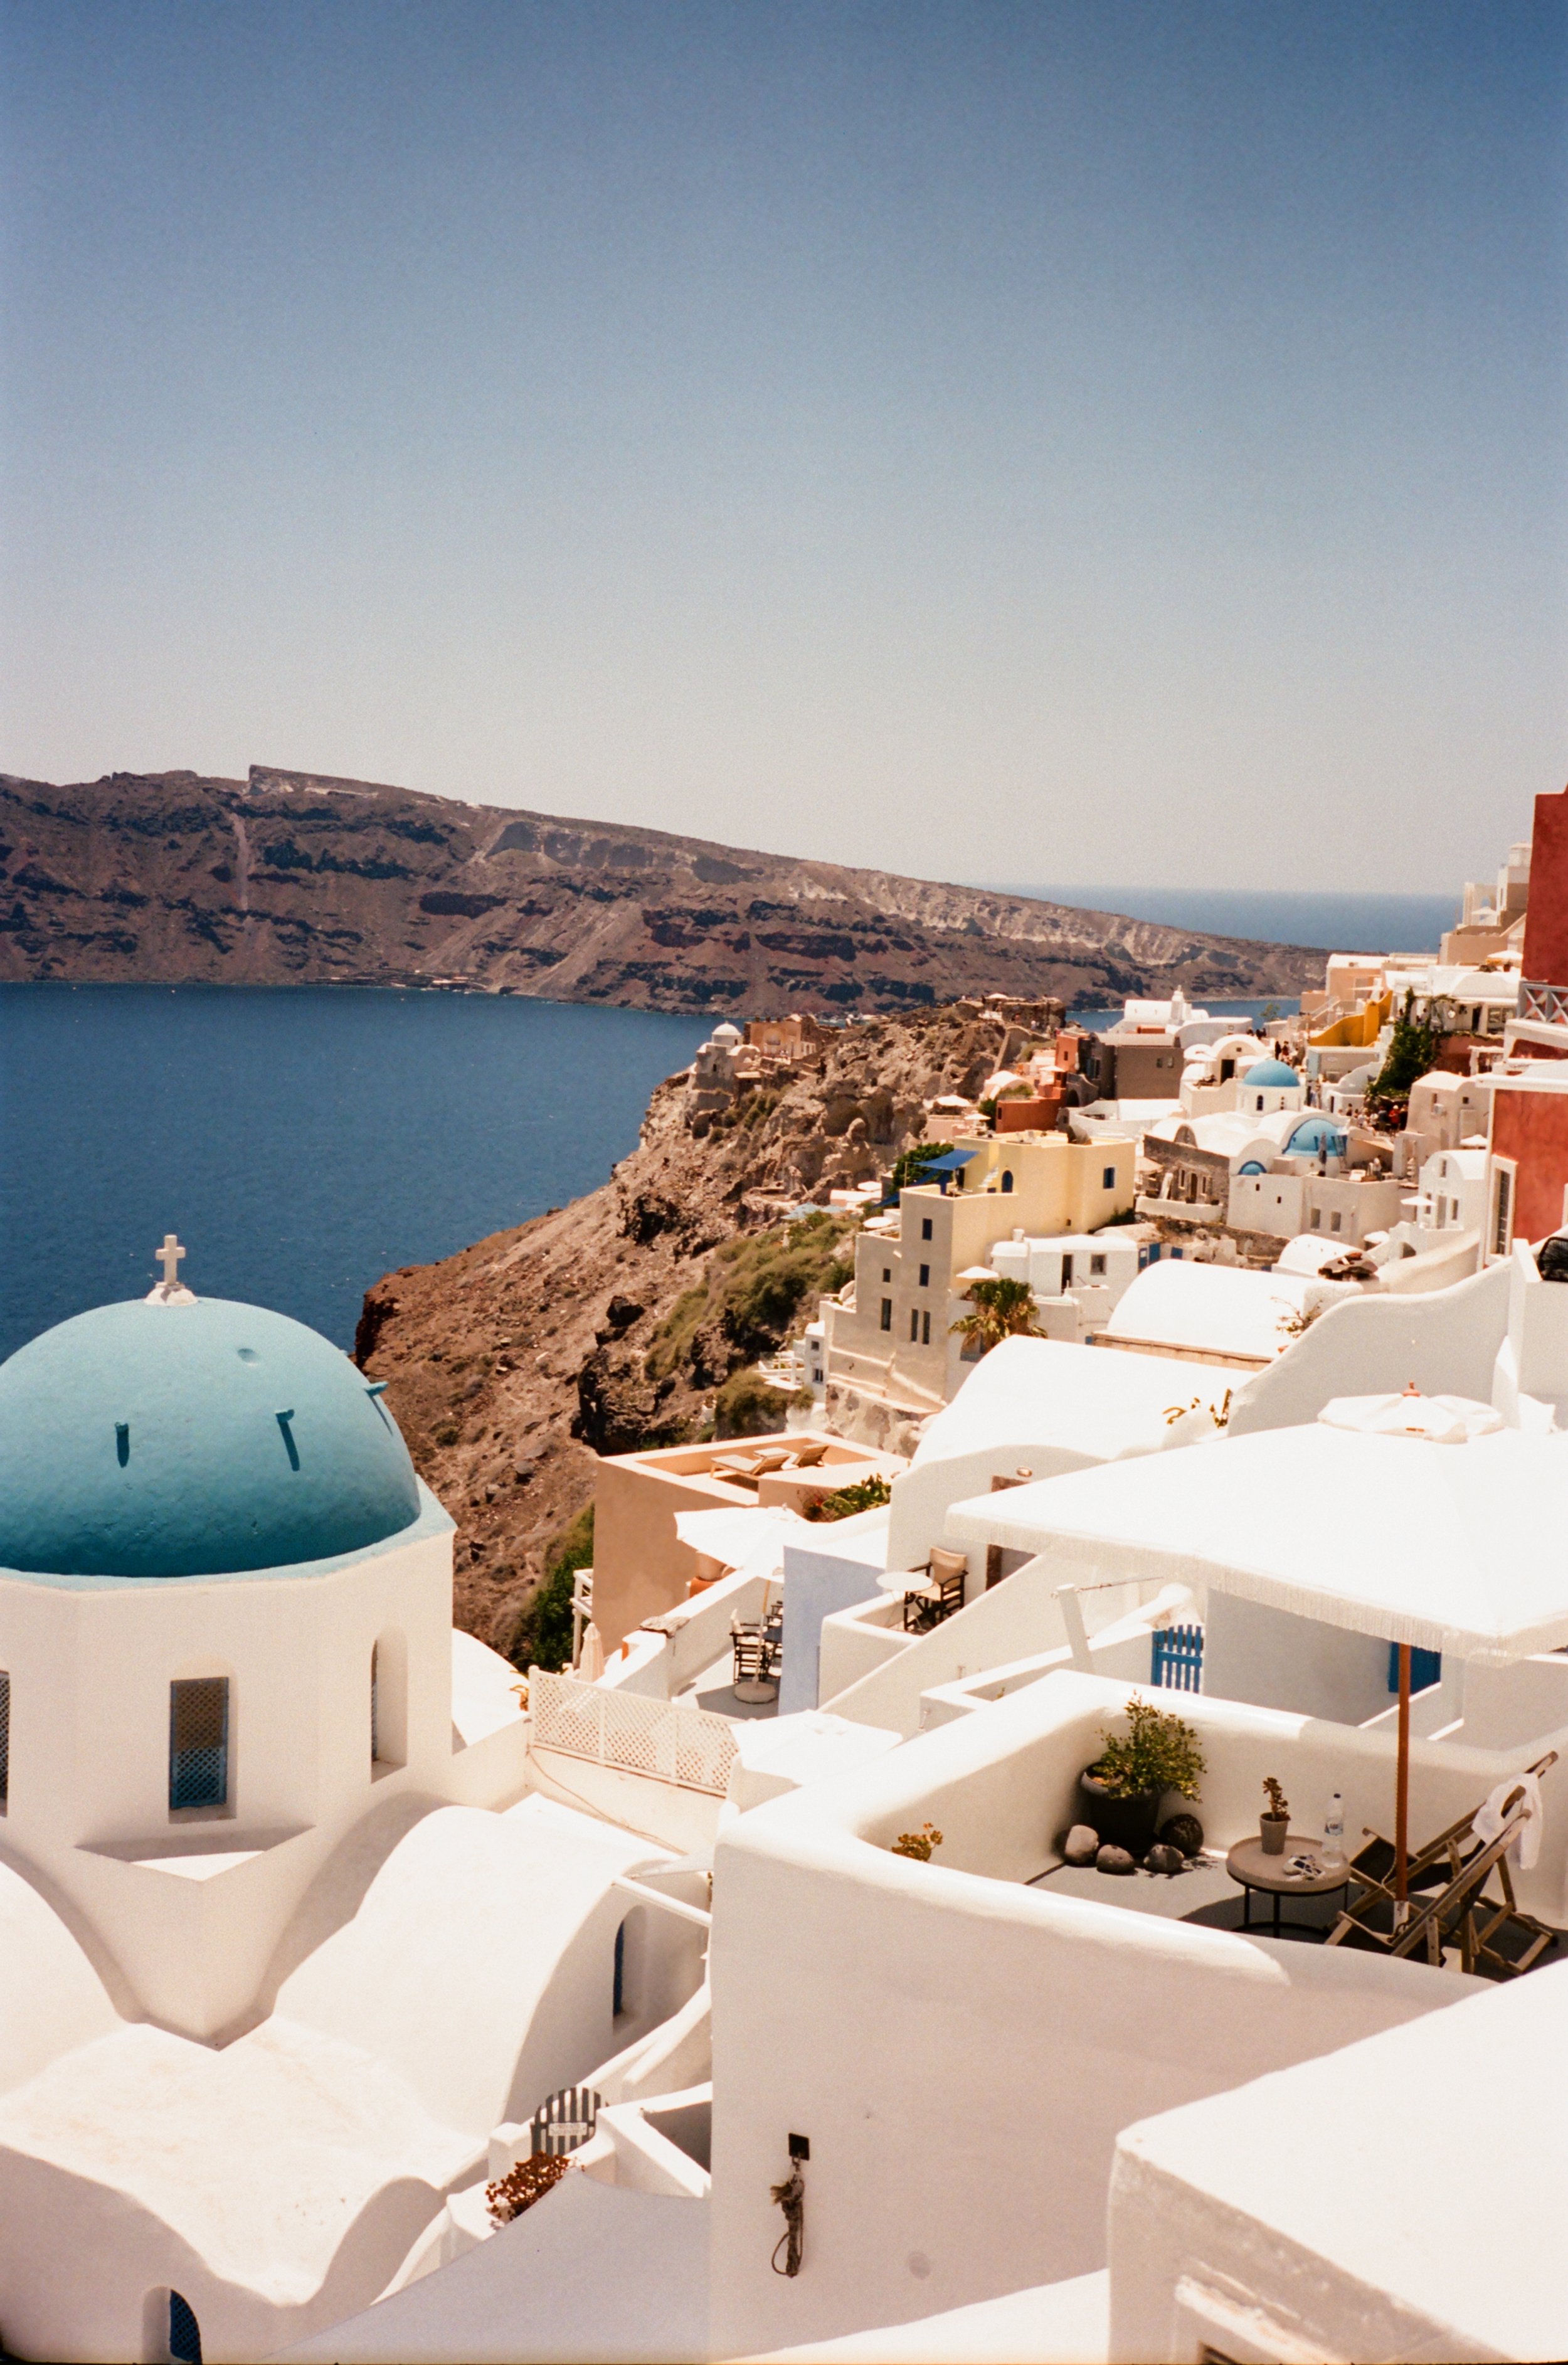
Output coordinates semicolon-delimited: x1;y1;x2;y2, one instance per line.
879;1297;892;1332
881;1266;891;1283
921;1217;933;1241
921;1311;931;1346
1310;1209;1322;1230
918;1263;930;1288
613;1918;628;2018
0;1668;8;1813
1330;1210;1342;1233
909;1308;919;1341
1000;1171;1014;1194
169;1678;228;1813
1061;1256;1073;1287
168;2292;203;2365
1091;1254;1105;1276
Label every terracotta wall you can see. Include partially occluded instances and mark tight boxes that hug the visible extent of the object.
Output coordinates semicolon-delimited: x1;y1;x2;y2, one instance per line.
1492;1085;1568;1244
1522;785;1568;986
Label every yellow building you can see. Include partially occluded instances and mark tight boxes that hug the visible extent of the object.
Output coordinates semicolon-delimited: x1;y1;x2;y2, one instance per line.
824;1133;1136;1412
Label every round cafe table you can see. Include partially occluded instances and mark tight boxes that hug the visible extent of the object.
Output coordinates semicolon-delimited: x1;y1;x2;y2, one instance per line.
1226;1835;1350;1939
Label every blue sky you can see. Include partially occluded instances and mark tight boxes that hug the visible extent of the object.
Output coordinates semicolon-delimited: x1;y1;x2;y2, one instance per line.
1;1;1562;890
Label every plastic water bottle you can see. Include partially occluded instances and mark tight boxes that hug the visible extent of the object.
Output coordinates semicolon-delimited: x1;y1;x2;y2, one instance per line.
1323;1791;1345;1870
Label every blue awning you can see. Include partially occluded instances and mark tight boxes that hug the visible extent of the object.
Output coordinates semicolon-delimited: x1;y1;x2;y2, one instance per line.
916;1149;979;1174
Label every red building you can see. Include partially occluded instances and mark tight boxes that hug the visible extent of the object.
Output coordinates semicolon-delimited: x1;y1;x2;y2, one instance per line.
1487;785;1568;1251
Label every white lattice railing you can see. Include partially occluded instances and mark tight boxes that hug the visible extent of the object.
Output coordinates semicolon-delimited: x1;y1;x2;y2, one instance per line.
530;1669;739;1797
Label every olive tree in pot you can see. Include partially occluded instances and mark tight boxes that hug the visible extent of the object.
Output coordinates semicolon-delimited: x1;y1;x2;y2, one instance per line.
1077;1695;1206;1855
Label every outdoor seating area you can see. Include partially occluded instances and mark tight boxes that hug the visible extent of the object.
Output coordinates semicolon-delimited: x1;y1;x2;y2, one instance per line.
729;1600;785;1703
707;1439;829;1489
1025;1734;1564;1978
901;1545;969;1634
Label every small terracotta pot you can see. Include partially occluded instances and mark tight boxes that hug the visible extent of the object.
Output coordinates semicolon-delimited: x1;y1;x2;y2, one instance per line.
1259;1814;1289;1856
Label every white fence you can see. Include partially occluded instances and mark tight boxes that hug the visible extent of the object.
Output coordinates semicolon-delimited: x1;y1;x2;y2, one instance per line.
531;1669;739;1797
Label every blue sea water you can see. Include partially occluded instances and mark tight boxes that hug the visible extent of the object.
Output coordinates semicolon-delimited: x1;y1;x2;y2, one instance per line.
0;987;708;1364
993;889;1456;950
1000;887;1457;954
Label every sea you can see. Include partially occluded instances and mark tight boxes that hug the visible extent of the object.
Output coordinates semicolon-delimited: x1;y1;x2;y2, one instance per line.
0;881;1449;1364
0;987;708;1364
1000;886;1457;955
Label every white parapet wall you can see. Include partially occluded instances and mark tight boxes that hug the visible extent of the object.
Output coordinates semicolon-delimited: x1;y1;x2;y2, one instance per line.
706;1671;1488;2361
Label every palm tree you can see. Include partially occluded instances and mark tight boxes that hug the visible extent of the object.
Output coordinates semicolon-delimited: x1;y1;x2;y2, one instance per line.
950;1276;1043;1357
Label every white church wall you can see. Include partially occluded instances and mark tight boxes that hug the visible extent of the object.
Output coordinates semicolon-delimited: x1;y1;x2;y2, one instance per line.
0;1858;125;2098
0;1507;539;2043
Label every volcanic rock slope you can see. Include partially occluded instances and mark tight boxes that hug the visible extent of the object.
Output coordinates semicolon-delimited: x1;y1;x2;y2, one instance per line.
0;763;1321;1012
357;999;1057;1653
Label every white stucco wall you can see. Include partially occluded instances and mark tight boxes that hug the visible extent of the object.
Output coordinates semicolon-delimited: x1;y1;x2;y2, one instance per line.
1226;1259;1509;1437
1108;1962;1568;2365
706;1674;1476;2359
1201;1593;1394;1728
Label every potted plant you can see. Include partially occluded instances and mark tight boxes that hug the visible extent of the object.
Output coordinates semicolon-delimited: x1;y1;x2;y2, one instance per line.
1077;1696;1206;1856
1259;1776;1290;1855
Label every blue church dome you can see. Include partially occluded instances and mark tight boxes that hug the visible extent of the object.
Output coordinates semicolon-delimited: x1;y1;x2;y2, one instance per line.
0;1298;423;1579
1285;1117;1348;1160
1242;1059;1300;1090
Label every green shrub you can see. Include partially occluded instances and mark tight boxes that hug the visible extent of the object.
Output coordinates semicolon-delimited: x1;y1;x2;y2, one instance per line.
713;1368;790;1439
889;1141;953;1193
1091;1695;1205;1799
507;1505;593;1673
805;1474;893;1521
646;1216;856;1380
433;1422;459;1448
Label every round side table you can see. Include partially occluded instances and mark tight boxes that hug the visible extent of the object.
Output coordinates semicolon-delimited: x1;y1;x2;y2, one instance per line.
1226;1835;1350;1938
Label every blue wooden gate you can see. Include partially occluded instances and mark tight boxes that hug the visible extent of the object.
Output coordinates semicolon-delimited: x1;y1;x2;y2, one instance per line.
1151;1623;1204;1693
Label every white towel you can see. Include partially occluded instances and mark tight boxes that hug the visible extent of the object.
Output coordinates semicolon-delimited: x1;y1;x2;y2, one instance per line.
1472;1770;1543;1871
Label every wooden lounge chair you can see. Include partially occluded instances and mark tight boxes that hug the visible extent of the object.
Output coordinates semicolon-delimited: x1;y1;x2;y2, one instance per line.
1328;1761;1559;1977
1330;1751;1557;1942
790;1440;829;1469
902;1548;968;1635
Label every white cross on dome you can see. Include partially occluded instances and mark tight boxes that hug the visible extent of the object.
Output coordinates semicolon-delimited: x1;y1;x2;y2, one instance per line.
146;1232;197;1306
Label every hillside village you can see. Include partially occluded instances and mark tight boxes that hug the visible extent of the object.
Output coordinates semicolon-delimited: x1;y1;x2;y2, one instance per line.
7;795;1568;2363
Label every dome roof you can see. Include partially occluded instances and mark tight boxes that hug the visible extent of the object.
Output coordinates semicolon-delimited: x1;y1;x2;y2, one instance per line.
1285;1117;1348;1160
0;1298;422;1579
1242;1059;1300;1089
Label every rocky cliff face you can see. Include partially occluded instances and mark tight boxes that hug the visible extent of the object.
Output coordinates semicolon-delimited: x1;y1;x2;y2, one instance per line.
0;763;1322;1012
354;998;1063;1654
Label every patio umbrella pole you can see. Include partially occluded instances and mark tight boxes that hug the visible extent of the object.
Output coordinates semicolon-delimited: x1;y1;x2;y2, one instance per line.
1394;1643;1411;1931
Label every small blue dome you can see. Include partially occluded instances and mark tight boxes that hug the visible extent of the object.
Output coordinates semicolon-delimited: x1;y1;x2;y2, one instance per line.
1242;1059;1300;1090
1285;1118;1348;1160
1237;1160;1268;1175
0;1298;422;1579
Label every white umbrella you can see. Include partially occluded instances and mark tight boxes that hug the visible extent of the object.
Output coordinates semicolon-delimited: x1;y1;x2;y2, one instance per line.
946;1422;1568;1916
1318;1388;1503;1446
672;1503;808;1583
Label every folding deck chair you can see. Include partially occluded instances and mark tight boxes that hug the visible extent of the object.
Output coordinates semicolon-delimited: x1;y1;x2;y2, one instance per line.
1327;1750;1559;1977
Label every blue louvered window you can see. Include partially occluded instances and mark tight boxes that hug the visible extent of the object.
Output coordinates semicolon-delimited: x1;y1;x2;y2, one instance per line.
168;2289;202;2363
169;1679;228;1812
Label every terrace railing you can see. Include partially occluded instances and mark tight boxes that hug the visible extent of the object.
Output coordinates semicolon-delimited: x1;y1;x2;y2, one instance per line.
531;1668;739;1797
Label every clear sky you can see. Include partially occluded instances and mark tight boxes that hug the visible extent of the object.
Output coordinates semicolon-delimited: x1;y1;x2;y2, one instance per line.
2;0;1562;891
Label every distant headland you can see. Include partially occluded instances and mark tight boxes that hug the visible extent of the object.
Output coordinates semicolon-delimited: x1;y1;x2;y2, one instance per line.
0;764;1322;1015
